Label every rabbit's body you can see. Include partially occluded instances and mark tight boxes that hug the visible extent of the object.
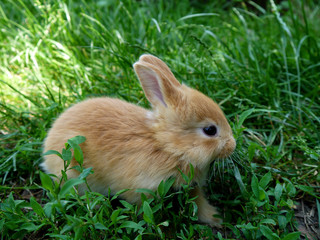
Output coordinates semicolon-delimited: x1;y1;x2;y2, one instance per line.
43;97;200;201
42;55;236;227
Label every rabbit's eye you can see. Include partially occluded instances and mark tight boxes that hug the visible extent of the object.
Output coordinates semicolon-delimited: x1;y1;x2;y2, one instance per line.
203;125;218;136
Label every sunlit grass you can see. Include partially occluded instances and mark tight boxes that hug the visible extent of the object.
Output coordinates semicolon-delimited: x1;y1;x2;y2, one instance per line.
0;0;319;239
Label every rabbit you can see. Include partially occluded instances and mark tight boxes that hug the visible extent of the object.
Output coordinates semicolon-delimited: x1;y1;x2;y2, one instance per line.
41;54;236;227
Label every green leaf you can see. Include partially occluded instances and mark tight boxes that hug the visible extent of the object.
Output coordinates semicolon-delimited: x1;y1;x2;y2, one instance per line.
111;189;129;201
119;221;144;231
178;168;189;184
110;209;121;224
260;225;280;240
260;219;276;225
75;225;86;240
20;222;42;231
159;221;169;227
251;174;260;198
94;222;108;230
177;163;194;185
135;235;142;240
67;136;86;165
78;167;93;179
274;183;283;202
140;193;147;203
47;234;69;240
120;200;135;211
178;13;219;21
40;171;53;192
259;171;272;189
296;184;314;194
281;232;301;240
62;148;72;161
236;222;258;230
0;219;4;230
278;215;287;229
29;197;44;217
59;178;85;197
233;165;248;197
285;182;296;197
286;199;294;208
43;150;62;158
143;201;154;224
188;163;194;182
259;188;267;201
157;180;165;197
69;135;86;145
157;178;175;198
61;170;68;181
224;223;241;236
163;178;175;196
43;201;54;219
73;147;84;165
136;188;157;198
237;108;254;128
61;222;73;234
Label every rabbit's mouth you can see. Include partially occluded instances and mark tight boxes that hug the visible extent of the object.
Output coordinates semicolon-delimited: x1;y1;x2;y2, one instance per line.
216;137;236;159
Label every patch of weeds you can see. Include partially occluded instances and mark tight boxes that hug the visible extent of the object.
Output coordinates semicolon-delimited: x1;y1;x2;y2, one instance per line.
0;136;221;239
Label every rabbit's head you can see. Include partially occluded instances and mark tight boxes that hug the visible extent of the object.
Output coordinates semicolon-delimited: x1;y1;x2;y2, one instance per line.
134;55;236;170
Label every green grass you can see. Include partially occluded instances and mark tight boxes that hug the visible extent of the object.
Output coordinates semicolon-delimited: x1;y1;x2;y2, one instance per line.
0;0;319;239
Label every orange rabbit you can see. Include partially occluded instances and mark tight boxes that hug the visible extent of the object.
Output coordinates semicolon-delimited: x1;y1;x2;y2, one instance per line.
42;54;236;227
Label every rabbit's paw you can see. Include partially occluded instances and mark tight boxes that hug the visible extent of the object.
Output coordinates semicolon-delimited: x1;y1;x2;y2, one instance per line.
198;204;222;228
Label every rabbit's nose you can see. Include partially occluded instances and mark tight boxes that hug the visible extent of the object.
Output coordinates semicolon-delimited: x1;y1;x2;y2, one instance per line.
223;137;236;156
217;136;236;159
228;136;236;153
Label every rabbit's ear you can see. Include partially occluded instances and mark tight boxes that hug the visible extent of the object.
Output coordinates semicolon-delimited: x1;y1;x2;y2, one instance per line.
138;54;180;88
133;61;181;108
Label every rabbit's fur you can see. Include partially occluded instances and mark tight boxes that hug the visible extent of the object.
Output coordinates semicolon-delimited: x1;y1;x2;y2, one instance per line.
42;55;236;227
